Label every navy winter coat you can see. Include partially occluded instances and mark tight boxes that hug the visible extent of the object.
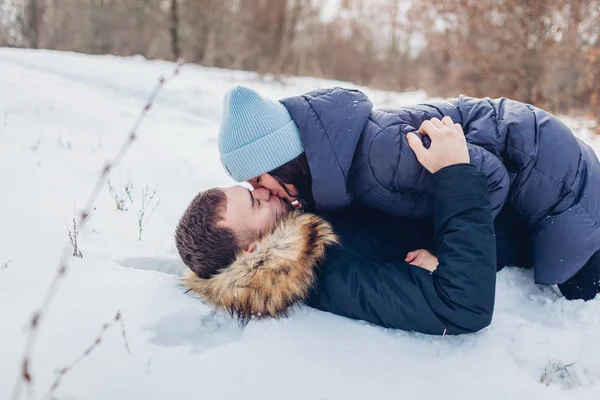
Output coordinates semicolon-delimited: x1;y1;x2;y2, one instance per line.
281;88;600;284
307;164;497;334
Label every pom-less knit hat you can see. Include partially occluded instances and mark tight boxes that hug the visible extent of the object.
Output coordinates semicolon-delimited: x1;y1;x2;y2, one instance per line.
218;86;304;182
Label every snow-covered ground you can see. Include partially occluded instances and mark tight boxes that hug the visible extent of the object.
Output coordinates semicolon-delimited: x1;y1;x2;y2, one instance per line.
0;49;599;400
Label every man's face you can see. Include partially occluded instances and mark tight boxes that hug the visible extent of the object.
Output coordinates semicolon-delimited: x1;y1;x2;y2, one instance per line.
221;186;292;248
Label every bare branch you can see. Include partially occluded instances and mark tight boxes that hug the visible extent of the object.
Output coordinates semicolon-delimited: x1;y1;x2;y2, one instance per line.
12;62;182;400
42;311;131;400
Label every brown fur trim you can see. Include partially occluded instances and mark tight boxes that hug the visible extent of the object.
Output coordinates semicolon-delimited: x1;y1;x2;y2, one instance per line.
183;211;338;323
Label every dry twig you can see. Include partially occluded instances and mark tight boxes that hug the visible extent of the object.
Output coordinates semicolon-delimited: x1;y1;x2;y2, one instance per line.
42;312;130;400
12;61;183;400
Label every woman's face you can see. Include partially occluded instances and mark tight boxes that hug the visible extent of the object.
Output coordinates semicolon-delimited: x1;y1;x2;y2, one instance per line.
248;173;298;203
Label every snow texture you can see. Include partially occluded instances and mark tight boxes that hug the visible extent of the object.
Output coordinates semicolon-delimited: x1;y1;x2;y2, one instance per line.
0;48;599;400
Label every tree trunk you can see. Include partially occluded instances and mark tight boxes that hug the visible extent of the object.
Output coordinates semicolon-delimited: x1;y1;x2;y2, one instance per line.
170;0;180;60
28;0;39;48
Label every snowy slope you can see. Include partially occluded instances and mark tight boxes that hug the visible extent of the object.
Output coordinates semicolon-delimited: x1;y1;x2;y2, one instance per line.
0;49;599;400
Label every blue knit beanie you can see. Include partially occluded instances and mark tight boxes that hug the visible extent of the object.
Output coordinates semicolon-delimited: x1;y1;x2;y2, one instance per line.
218;86;304;182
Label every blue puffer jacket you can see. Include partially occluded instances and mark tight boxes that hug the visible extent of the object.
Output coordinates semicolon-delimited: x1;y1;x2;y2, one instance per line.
280;88;600;284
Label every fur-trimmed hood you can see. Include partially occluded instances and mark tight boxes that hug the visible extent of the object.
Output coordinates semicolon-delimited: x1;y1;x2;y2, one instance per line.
183;211;338;323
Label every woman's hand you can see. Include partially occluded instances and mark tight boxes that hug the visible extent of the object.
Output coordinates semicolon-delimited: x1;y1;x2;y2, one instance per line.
405;249;439;272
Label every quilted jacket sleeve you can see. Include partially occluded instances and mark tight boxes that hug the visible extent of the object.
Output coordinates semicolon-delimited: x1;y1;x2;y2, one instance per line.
366;107;509;217
307;164;497;335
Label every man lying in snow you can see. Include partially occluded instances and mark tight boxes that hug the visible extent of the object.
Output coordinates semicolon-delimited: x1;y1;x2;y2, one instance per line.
175;120;500;335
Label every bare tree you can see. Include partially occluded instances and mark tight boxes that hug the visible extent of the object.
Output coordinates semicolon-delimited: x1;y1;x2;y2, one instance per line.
2;0;598;118
0;0;8;45
25;0;39;48
0;0;26;47
588;44;600;125
170;0;180;60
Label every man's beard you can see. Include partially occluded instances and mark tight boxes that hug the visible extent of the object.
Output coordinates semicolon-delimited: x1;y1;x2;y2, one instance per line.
274;198;295;224
256;199;297;243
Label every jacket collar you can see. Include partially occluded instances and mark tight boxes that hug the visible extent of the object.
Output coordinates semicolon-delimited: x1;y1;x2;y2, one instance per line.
280;88;373;212
183;211;339;323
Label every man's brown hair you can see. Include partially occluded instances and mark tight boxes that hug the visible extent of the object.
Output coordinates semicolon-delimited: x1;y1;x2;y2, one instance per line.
175;189;240;278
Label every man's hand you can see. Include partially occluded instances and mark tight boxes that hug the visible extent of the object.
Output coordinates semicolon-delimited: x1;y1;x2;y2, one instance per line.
405;249;439;272
407;116;470;174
